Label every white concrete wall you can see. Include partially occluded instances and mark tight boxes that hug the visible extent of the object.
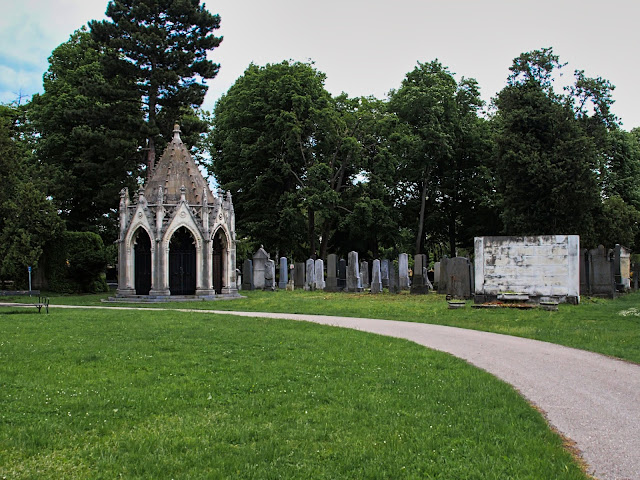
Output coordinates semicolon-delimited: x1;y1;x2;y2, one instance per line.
475;235;580;299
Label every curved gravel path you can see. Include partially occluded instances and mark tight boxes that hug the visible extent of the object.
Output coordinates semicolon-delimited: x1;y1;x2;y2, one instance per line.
2;303;639;479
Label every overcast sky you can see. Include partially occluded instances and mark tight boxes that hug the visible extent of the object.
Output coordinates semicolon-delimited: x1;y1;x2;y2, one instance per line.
1;0;638;129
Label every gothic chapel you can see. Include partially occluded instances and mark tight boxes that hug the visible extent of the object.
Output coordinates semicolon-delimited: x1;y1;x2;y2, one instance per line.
116;124;238;299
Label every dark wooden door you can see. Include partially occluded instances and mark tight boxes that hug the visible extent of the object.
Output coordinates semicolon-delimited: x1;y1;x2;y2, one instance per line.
213;235;223;294
134;229;152;295
169;227;196;295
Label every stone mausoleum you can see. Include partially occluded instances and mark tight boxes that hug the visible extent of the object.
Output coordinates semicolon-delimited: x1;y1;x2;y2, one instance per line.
116;125;238;299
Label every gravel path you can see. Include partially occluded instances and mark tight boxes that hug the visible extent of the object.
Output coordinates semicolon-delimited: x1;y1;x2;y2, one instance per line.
3;303;639;480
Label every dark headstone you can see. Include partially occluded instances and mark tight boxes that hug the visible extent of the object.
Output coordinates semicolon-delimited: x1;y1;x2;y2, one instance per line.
337;259;347;291
326;254;339;291
242;259;254;291
294;262;305;289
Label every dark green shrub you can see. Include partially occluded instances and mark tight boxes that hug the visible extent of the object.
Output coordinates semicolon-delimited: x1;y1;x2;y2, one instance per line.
45;231;108;293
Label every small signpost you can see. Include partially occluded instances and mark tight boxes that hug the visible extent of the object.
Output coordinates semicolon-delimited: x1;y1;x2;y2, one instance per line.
28;266;32;296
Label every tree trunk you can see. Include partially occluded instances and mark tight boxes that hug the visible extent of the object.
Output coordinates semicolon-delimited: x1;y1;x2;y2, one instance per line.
415;180;428;255
308;208;316;259
448;213;456;257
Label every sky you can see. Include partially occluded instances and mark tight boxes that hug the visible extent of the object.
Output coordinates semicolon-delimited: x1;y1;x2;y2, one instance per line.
1;0;638;129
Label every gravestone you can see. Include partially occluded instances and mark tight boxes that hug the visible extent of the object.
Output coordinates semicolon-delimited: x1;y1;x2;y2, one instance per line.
410;254;429;294
278;257;289;290
347;251;362;292
242;259;254;291
381;260;390;289
337;259;347;291
305;258;315;291
438;257;449;294
315;259;325;290
236;268;242;290
588;245;615;297
388;262;400;294
294;262;305;289
252;246;269;290
448;257;473;299
360;261;370;289
398;253;410;290
371;259;382;294
433;261;440;288
614;244;631;291
326;254;339;291
264;259;275;291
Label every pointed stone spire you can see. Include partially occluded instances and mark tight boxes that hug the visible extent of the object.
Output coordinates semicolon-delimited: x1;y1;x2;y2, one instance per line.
172;124;182;144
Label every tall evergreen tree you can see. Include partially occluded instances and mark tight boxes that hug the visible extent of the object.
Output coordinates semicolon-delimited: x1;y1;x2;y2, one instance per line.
90;0;222;173
30;28;142;239
494;48;603;247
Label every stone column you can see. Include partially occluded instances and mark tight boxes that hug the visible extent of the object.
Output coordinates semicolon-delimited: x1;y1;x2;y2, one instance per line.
278;257;288;289
314;259;325;290
399;253;410;290
371;259;382;294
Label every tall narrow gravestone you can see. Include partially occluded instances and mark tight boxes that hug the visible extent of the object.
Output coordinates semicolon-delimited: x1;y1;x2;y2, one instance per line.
381;260;390;289
371;259;382;294
388;261;399;294
398;253;410;290
337;259;347;291
242;259;254;291
411;254;429;295
347;251;363;292
305;258;315;291
315;259;325;290
278;257;288;290
360;261;370;289
252;247;269;290
264;259;275;291
326;254;338;291
294;263;305;289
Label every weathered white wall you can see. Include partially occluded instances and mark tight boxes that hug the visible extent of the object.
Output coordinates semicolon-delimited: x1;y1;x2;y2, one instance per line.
474;235;580;299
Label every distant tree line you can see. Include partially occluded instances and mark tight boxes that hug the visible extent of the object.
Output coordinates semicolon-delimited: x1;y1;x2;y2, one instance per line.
2;0;639;287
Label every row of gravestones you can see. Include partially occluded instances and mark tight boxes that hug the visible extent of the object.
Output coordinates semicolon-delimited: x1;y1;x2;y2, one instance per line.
240;249;439;294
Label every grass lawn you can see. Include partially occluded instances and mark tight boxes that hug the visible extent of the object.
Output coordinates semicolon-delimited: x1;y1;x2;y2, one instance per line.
0;307;589;479
30;289;640;363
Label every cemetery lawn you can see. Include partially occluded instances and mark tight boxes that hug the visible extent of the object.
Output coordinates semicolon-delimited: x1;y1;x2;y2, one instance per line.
172;290;640;364
0;308;588;479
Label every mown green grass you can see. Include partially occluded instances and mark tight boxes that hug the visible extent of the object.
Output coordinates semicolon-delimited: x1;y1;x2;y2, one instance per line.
7;289;640;362
0;308;588;479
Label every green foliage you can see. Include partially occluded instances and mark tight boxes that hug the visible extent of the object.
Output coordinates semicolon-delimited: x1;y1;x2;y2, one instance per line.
494;48;604;246
389;61;495;256
0;104;63;287
90;0;222;164
45;231;108;293
29;28;143;240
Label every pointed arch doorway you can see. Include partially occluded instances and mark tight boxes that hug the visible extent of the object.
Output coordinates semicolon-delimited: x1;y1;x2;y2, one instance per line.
169;227;196;295
212;230;227;294
134;228;152;295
